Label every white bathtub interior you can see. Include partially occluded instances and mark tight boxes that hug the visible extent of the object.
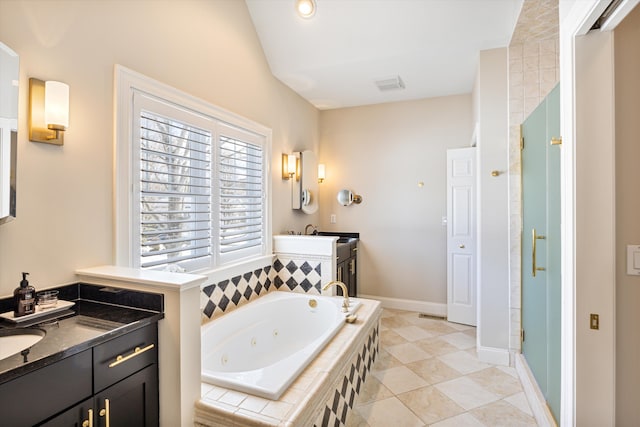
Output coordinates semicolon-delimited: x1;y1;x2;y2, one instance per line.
201;291;360;400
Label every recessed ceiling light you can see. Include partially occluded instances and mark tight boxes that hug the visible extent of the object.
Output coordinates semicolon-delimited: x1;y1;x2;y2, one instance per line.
295;0;316;19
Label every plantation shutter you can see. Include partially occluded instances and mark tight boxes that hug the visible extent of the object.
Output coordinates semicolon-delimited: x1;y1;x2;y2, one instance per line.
138;110;212;269
218;127;264;262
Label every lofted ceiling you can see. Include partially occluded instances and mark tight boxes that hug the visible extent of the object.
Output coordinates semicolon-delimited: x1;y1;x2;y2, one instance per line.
245;0;524;110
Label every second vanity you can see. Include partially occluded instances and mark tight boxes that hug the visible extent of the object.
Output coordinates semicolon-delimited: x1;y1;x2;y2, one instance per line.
0;283;164;427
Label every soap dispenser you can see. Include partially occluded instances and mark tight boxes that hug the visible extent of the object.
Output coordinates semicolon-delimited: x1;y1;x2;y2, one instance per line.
14;272;36;317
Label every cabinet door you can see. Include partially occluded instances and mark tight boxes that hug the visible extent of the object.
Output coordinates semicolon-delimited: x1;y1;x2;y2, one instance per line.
38;398;93;427
0;350;92;427
348;256;357;297
95;364;159;427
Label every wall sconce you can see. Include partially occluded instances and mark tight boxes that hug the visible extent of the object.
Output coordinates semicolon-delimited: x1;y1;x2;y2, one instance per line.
29;78;69;145
282;153;299;180
318;164;325;183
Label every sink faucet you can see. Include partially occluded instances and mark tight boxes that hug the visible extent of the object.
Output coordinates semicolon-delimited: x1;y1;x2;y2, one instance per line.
322;280;350;312
305;224;318;235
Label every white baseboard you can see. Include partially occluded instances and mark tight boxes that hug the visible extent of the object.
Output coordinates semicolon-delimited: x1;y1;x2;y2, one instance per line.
477;345;511;366
515;353;557;427
358;294;446;317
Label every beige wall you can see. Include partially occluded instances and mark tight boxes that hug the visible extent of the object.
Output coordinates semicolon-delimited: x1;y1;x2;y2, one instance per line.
615;5;640;424
318;96;472;305
0;0;319;295
473;48;510;357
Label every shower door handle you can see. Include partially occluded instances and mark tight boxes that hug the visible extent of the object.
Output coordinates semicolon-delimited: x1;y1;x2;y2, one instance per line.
532;228;546;277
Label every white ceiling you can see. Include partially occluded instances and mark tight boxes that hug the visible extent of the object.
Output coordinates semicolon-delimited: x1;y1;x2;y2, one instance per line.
245;0;524;110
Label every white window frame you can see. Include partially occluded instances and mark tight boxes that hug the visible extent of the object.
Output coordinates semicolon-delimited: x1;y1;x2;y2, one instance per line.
114;65;272;274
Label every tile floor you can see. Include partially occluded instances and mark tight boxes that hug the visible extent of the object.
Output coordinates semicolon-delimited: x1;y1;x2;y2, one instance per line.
345;308;539;427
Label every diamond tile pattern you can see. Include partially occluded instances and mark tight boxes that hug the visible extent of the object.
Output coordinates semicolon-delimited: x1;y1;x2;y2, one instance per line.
312;326;379;427
200;259;322;320
200;266;272;320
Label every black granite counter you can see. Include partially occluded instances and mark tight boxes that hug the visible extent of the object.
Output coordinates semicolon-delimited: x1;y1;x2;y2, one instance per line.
0;283;164;384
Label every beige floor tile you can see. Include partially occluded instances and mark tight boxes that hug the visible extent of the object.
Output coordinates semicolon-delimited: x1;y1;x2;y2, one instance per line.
440;332;477;350
372;366;428;395
467;367;523;397
416;319;460;335
470;399;538;426
430;413;486;427
355;376;395;405
392;325;435;341
446;322;475;331
397;386;465;424
504;392;534;417
381;315;414;329
345;408;370;427
405;357;462;385
438;350;491;374
356;396;425;427
385;342;431;364
371;348;404;372
435;377;500;410
414;336;460;356
380;329;409;347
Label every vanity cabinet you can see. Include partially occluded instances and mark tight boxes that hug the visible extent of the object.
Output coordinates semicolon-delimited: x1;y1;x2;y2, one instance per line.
0;323;158;427
336;240;358;297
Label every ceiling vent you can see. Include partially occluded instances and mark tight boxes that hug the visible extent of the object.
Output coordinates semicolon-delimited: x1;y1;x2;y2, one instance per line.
374;75;405;92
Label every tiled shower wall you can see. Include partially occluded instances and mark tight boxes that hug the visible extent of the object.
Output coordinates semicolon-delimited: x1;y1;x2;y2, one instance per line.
200;258;323;322
508;0;559;353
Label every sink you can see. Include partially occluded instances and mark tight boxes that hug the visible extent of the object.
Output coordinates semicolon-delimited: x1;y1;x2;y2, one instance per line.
0;328;46;360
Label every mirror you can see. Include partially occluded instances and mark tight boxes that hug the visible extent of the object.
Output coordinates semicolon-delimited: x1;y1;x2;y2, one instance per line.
291;150;319;214
337;189;362;206
0;42;18;224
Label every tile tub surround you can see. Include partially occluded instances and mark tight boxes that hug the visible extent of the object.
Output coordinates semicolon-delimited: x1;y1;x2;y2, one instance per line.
200;259;324;322
195;298;382;427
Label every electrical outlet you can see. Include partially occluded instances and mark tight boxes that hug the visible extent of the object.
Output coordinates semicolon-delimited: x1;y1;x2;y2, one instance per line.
590;313;599;330
330;214;336;224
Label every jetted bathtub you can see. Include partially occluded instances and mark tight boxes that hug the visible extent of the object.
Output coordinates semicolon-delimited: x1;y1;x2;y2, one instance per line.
201;291;360;400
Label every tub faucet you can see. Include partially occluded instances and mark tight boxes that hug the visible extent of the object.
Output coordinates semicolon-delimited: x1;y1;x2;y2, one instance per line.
322;280;350;312
305;224;318;235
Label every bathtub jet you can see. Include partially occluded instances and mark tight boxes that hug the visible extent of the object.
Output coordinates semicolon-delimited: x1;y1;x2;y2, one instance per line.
201;291;361;400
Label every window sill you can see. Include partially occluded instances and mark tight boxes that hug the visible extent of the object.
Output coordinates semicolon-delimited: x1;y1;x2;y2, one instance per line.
194;255;275;285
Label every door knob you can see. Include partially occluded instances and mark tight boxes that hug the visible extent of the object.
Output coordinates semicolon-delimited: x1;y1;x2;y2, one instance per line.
458;244;465;249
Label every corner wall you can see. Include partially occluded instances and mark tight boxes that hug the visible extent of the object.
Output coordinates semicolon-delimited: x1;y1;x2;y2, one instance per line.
473;48;510;362
614;5;640;424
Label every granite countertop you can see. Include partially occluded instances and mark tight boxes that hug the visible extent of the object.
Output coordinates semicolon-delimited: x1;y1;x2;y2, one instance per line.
0;283;164;384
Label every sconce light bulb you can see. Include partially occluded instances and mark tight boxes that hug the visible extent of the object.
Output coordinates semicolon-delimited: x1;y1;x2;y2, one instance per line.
44;81;69;129
318;164;325;183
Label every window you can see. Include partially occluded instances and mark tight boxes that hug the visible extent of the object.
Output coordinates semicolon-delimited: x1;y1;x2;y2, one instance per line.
115;66;271;273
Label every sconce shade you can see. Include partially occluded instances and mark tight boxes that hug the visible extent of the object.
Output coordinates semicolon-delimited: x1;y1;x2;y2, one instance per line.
282;153;298;180
318;163;325;183
44;81;69;130
29;78;69;145
288;154;297;177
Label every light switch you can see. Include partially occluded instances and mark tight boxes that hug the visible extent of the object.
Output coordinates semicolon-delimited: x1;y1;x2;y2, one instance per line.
626;245;640;275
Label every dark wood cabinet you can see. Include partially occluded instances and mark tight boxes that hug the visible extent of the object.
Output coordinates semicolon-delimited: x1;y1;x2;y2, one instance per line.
0;323;158;427
336;240;358;297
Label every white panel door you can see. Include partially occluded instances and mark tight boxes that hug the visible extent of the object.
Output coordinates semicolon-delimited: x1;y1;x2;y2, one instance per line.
446;147;476;326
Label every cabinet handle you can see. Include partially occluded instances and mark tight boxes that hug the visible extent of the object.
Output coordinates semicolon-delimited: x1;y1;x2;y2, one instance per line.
99;399;110;427
338;266;343;282
349;259;354;275
108;343;155;368
82;409;93;427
